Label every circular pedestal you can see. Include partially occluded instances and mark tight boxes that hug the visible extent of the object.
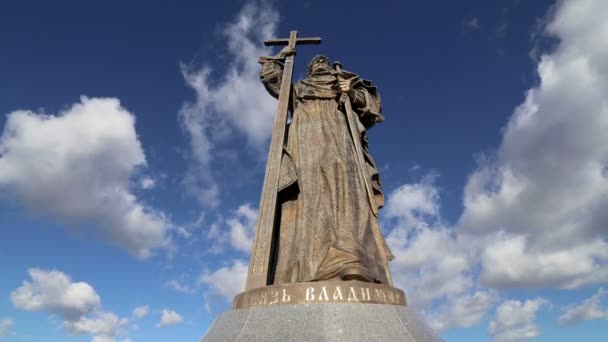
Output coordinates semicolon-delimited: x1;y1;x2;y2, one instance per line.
201;303;443;342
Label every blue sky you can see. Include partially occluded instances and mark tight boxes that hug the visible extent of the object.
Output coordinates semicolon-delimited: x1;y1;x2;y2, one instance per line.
1;0;607;341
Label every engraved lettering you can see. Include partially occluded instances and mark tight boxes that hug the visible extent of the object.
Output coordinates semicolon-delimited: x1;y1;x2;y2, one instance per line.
259;290;267;305
332;287;344;300
282;288;292;302
374;289;387;303
387;290;395;303
306;287;315;301
360;287;371;301
319;287;329;301
348;287;359;302
269;290;279;305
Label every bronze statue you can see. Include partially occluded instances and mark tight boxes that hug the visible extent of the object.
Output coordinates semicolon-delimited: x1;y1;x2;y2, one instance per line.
245;31;393;292
204;32;441;342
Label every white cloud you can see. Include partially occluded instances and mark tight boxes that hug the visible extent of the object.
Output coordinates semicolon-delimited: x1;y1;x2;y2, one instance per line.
10;268;128;342
64;311;128;341
178;1;278;206
11;268;101;320
558;287;608;325
0;318;14;337
227;204;257;253
429;291;498;332
132;306;150;319
156;309;183;328
458;0;608;289
166;280;196;294
488;298;547;342
140;177;156;190
0;96;171;258
385;180;471;308
202;203;258;255
480;234;608;289
199;260;248;300
384;179;494;331
384;176;440;230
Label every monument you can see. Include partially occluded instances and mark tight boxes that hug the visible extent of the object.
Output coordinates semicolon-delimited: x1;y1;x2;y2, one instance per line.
201;31;443;341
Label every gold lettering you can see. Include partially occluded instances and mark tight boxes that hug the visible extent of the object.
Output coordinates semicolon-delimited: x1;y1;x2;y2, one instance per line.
333;287;344;301
360;288;371;301
348;287;359;302
387;290;395;303
319;287;329;301
259;291;267;305
269;290;279;305
282;288;292;302
374;289;387;303
306;287;315;301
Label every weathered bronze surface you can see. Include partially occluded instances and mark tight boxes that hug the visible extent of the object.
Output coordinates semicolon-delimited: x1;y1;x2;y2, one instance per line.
245;30;394;293
234;280;406;309
246;31;322;290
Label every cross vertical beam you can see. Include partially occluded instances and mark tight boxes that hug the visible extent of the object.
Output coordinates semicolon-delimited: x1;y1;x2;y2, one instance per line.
246;31;321;290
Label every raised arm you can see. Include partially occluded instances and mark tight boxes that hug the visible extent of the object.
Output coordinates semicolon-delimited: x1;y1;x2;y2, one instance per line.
259;46;294;99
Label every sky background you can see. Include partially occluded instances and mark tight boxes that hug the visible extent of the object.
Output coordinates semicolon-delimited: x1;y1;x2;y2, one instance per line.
1;0;607;341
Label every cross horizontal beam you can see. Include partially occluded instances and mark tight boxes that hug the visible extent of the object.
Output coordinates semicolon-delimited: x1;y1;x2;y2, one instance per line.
264;37;322;46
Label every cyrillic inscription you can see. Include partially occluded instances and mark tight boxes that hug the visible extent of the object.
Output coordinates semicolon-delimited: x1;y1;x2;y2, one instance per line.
233;281;407;309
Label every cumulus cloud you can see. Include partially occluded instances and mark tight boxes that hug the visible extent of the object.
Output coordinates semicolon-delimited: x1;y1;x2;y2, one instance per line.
384;176;441;230
201;203;258;255
0;318;14;337
64;312;128;341
384;179;494;331
11;268;101;320
227;204;257;253
0;96;171;258
429;291;498;332
488;298;547;342
156;309;183;328
178;1;278;206
132;306;150;319
458;0;608;289
10;268;128;342
558;288;608;325
199;260;248;300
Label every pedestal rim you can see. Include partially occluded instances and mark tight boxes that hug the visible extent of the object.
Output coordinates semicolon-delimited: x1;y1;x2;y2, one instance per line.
233;280;407;309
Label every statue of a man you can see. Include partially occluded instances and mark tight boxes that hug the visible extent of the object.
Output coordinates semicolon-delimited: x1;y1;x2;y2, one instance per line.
259;46;393;285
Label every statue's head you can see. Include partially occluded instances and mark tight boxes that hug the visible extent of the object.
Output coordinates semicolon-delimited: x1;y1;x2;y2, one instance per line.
307;55;331;75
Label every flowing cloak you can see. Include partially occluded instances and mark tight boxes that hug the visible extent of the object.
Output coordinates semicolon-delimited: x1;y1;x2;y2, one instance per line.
259;56;394;285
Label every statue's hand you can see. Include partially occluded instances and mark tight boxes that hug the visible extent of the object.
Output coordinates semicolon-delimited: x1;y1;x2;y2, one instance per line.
338;79;351;93
278;46;295;58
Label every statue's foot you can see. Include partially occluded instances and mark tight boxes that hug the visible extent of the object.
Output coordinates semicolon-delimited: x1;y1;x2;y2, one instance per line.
339;265;374;282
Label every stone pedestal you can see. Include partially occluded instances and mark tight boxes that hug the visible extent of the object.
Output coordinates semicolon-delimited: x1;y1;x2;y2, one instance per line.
201;303;443;341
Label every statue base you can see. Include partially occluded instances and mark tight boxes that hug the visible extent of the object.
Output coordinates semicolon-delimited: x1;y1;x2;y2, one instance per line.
201;281;442;341
200;303;443;341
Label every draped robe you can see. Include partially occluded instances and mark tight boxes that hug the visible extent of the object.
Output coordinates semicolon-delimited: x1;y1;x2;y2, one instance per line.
259;56;393;285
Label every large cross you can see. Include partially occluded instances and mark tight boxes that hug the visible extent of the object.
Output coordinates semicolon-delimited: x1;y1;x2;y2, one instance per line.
246;31;321;291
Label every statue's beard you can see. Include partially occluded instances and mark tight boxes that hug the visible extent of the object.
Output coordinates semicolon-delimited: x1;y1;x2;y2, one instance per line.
309;63;331;75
